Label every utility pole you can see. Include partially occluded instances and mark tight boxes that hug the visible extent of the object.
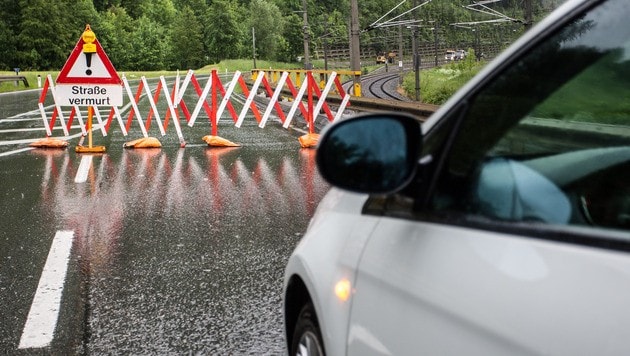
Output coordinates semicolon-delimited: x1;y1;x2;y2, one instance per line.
412;0;420;101
433;24;438;67
398;25;404;61
412;28;420;101
350;0;361;96
398;24;404;84
323;38;329;72
473;28;480;60
301;0;312;70
524;0;533;30
252;27;257;69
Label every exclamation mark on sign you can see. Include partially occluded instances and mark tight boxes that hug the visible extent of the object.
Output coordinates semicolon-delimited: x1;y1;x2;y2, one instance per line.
85;53;93;76
82;24;97;76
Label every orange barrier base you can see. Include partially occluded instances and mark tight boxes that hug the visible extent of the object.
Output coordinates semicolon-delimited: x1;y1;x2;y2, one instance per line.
123;137;162;149
298;133;320;148
76;145;106;153
29;138;69;149
202;135;241;147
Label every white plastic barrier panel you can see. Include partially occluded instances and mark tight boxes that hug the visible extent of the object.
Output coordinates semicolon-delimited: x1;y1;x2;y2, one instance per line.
188;75;213;127
236;71;265;128
122;76;148;138
313;72;337;122
259;71;289;128
216;71;241;123
283;78;309;129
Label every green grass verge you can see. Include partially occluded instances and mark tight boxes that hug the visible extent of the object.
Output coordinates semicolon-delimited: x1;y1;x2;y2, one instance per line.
0;59;333;93
0;70;181;93
401;56;485;105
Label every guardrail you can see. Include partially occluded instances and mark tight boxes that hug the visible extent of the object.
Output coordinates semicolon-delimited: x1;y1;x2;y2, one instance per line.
253;69;363;97
0;75;29;87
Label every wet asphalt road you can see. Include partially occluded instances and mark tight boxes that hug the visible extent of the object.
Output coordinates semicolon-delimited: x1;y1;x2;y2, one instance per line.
0;84;330;354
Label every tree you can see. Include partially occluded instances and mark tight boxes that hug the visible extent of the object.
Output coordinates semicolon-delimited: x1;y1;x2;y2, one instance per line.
0;0;559;72
172;0;209;55
93;0;122;13
0;0;21;69
97;6;135;69
17;0;73;69
169;6;205;70
64;0;100;32
172;0;207;22
247;0;285;61
120;0;150;19
206;0;243;63
278;13;303;62
144;0;176;26
126;16;170;70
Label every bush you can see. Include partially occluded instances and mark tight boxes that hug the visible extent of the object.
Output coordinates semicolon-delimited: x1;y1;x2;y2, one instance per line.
402;51;485;105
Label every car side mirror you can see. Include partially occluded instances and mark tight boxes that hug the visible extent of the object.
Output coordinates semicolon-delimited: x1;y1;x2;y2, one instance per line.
316;113;422;194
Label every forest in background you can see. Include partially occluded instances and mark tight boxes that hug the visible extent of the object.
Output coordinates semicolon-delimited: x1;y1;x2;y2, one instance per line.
0;0;563;71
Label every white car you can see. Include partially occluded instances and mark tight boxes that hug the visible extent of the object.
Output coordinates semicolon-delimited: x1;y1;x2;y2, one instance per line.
283;0;630;355
444;49;456;61
456;49;467;60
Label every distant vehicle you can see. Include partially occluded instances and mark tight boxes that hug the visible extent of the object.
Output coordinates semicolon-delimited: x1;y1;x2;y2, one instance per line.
386;51;397;64
283;0;630;355
446;49;467;61
456;49;467;60
445;49;456;61
376;52;396;64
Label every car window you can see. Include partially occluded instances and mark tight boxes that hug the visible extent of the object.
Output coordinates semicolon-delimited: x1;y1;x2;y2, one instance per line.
430;0;630;234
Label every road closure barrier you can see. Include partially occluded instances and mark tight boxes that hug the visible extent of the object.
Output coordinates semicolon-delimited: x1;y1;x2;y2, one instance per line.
36;68;350;149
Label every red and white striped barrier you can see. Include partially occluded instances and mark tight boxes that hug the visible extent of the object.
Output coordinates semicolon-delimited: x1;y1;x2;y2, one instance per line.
36;68;350;147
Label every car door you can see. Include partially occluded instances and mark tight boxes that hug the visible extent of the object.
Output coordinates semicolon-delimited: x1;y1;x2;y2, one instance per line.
348;0;630;354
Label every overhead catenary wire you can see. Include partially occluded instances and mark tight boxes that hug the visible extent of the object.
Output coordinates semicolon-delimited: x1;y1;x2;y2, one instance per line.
464;3;518;22
368;0;408;29
373;19;425;28
451;18;514;29
364;0;433;32
456;0;522;26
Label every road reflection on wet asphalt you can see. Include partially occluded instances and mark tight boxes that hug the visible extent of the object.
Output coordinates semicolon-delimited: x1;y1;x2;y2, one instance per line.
0;88;330;354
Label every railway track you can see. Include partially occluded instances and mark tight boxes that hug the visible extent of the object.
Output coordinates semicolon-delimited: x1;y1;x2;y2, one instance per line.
363;72;411;101
336;69;437;120
247;70;439;122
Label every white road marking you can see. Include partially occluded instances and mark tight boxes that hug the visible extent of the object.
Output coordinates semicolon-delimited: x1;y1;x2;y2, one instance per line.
18;230;75;349
74;155;93;183
0;117;42;123
0;125;85;134
0;123;97;157
0;147;34;157
0;138;48;146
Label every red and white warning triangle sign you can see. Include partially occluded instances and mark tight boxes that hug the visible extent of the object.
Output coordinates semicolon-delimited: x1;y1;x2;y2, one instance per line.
55;25;123;106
